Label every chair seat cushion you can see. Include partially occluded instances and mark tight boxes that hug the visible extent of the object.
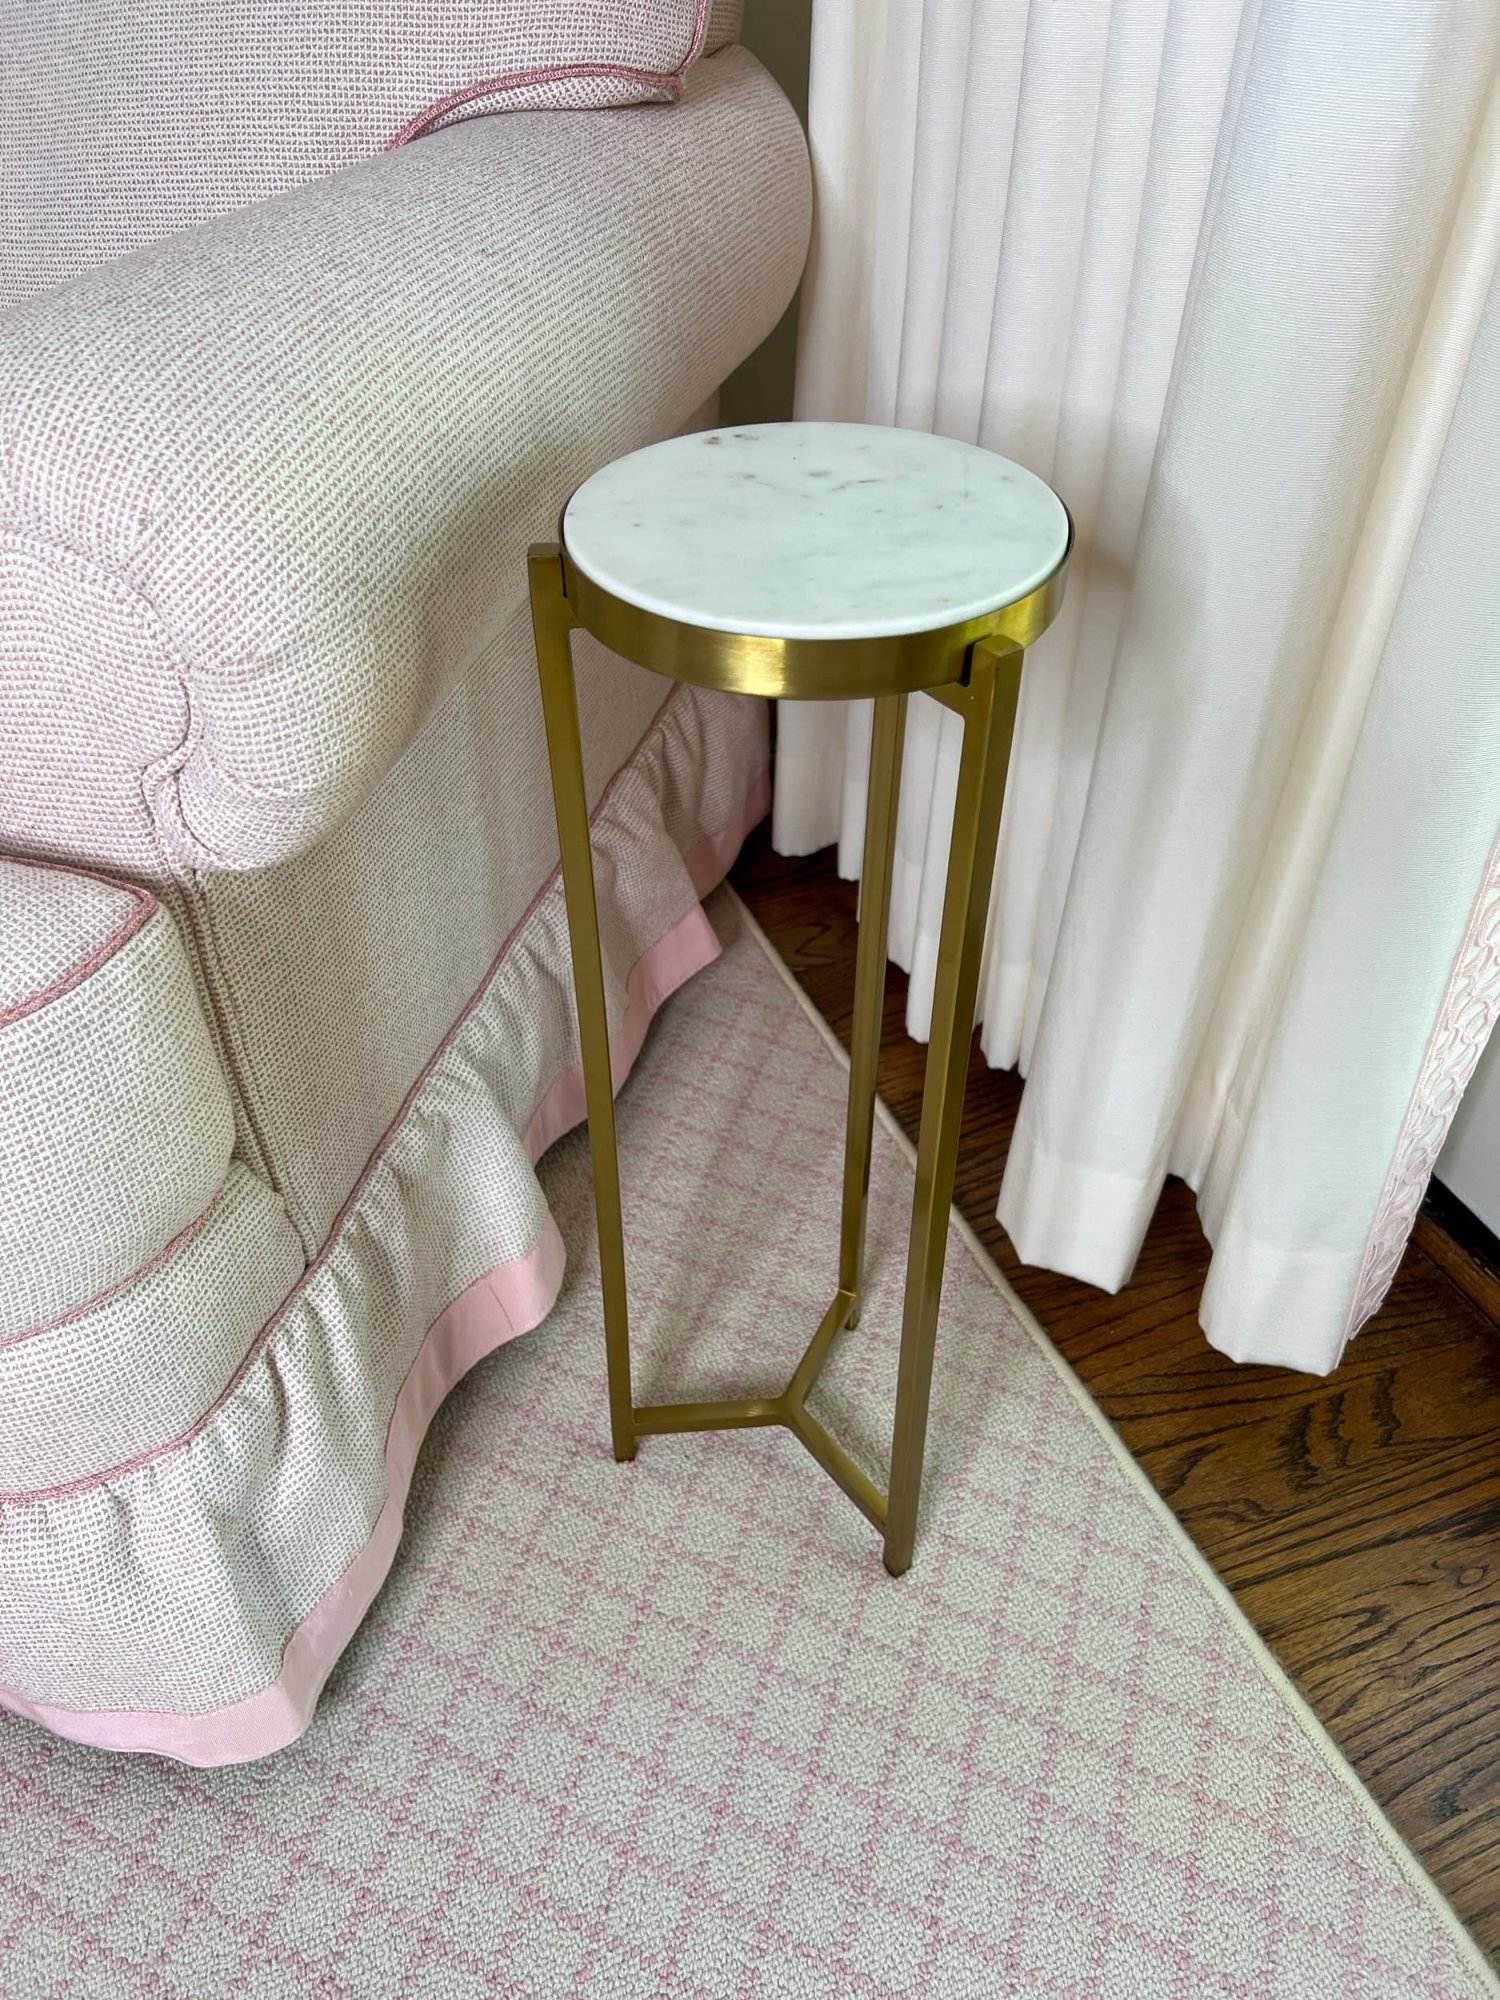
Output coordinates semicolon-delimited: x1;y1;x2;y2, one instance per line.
0;856;236;1340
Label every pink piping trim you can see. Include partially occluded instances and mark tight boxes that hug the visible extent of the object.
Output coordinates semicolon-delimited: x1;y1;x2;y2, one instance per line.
0;1183;227;1354
385;0;712;150
0;744;766;1508
0;770;766;1762
0;855;156;1030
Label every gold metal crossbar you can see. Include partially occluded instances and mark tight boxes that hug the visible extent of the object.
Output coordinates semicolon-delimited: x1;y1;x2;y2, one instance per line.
528;529;1068;1575
631;1288;886;1530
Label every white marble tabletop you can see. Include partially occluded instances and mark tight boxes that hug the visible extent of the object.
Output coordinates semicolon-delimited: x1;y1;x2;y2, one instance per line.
562;421;1069;641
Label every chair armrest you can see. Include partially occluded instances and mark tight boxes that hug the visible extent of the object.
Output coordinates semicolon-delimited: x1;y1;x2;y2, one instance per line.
0;47;808;874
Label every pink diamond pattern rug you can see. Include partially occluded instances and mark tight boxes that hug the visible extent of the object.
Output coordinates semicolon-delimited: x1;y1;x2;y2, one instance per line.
0;888;1493;2000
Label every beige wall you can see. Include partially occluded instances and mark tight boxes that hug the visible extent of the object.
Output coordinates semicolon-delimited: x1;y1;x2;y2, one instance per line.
1440;1034;1500;1235
719;0;813;426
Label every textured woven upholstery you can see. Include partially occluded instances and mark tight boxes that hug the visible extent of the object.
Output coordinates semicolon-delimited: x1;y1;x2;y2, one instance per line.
0;0;742;308
0;29;808;1755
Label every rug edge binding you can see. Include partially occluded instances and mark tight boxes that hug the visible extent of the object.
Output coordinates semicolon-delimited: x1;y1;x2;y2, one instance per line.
721;883;1500;1998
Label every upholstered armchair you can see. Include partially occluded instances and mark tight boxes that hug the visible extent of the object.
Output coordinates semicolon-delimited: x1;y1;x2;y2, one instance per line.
0;0;809;1762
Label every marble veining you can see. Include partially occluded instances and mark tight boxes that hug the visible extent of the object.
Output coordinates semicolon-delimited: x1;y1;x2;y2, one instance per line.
562;422;1071;641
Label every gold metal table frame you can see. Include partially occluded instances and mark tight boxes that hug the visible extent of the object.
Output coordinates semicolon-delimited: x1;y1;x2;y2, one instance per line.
529;526;1070;1576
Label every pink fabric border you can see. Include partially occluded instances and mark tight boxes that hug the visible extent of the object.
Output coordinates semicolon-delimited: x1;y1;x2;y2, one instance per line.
0;764;768;1765
385;0;712;150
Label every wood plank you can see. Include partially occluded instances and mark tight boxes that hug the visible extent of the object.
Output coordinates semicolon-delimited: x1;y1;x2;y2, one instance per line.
732;826;1500;1960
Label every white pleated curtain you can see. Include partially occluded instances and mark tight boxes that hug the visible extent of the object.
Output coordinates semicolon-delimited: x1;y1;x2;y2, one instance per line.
774;0;1500;1372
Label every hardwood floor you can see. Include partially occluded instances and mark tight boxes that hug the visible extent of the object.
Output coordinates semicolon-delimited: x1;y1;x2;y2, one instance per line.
731;826;1500;1960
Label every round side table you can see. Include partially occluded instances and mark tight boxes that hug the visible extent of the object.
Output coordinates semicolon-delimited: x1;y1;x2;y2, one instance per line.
529;420;1071;1576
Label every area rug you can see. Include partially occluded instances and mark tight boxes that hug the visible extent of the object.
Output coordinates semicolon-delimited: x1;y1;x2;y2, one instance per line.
0;889;1492;2000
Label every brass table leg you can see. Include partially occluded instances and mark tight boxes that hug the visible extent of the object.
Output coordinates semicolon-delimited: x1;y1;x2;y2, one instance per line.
531;539;1028;1572
529;546;637;1464
838;695;908;1330
882;640;1024;1576
786;690;907;1410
